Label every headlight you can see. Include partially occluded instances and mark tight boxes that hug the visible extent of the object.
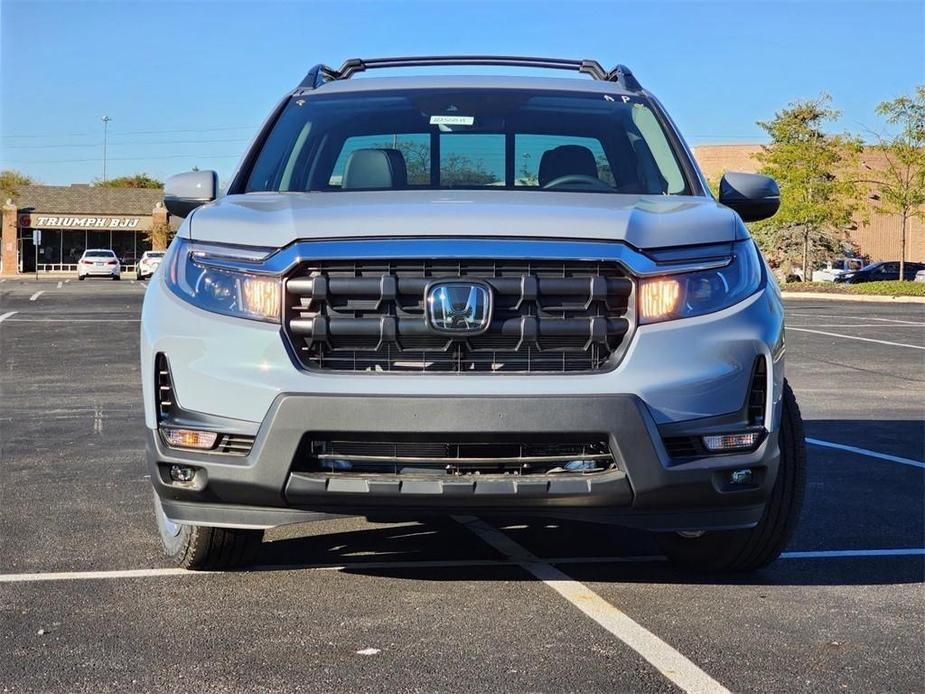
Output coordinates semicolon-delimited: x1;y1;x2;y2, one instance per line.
638;240;763;324
165;238;281;322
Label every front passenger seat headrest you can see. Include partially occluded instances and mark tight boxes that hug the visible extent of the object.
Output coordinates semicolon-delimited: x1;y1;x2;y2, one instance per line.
341;148;408;189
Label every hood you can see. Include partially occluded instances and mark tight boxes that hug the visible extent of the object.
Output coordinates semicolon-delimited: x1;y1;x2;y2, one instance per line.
185;190;740;250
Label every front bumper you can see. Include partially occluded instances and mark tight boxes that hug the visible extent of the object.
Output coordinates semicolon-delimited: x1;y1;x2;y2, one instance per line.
150;392;779;532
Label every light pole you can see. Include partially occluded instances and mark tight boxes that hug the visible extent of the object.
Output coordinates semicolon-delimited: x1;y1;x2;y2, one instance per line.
101;115;112;182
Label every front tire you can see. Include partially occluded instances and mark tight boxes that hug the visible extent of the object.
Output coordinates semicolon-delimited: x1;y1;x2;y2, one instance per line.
656;379;806;572
153;492;263;570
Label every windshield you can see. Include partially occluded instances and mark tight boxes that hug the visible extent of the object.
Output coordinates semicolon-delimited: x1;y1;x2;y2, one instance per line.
85;251;115;258
244;89;690;195
146;252;164;259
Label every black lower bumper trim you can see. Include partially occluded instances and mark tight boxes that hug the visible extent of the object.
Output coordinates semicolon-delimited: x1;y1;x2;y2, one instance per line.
148;392;780;531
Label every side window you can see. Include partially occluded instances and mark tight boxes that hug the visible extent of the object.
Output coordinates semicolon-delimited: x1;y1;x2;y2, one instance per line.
439;133;504;187
514;135;613;187
329;134;431;186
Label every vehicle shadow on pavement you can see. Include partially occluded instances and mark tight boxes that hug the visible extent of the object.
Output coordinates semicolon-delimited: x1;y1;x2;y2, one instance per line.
248;520;924;587
248;417;924;587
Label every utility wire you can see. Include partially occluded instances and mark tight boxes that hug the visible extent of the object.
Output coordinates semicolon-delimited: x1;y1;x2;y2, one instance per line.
4;153;243;165
1;125;257;139
4;137;251;150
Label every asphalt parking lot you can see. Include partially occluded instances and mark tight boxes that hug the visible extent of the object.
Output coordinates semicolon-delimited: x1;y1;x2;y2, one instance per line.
1;277;923;693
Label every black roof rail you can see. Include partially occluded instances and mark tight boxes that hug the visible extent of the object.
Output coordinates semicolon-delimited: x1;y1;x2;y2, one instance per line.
298;55;642;92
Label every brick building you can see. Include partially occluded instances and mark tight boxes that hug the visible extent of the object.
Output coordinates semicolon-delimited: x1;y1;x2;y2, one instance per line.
693;144;925;263
1;184;172;276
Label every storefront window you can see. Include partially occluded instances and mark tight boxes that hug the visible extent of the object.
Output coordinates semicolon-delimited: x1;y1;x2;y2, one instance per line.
87;229;110;251
62;230;87;266
39;229;62;268
111;232;134;265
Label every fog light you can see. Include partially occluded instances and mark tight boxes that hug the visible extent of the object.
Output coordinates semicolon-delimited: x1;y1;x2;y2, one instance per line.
169;464;196;483
161;428;218;450
729;469;753;485
702;432;760;452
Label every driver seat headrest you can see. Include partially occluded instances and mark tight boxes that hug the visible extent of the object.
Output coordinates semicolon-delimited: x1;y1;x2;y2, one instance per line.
342;148;408;189
538;145;599;187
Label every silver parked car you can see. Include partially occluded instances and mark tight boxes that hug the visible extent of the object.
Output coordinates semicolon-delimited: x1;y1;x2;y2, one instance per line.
136;251;165;280
78;249;120;280
142;56;805;572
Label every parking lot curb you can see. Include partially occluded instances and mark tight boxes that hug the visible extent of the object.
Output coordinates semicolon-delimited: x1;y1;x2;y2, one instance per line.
781;291;925;304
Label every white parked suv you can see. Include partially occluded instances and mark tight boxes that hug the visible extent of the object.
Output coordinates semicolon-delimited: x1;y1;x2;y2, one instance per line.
142;56;805;572
78;249;120;280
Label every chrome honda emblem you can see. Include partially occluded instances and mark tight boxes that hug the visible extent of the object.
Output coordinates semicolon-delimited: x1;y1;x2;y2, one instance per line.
425;281;492;334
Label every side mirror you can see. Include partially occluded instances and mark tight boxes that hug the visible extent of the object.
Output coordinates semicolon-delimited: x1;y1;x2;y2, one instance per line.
164;170;218;218
718;172;780;223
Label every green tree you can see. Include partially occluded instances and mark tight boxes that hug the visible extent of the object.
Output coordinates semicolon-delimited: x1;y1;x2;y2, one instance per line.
0;169;34;200
94;173;163;189
753;95;863;279
865;86;925;280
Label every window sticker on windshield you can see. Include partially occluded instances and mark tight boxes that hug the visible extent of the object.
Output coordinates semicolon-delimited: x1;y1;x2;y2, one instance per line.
430;115;475;126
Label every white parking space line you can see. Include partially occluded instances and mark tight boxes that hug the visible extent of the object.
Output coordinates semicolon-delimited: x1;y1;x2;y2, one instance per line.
455;515;732;694
781;548;925;559
56;281;63;288
788;327;924;350
0;311;18;323
789;323;924;328
0;568;194;583
28;290;45;301
6;318;141;322
807;438;925;469
788;312;925;326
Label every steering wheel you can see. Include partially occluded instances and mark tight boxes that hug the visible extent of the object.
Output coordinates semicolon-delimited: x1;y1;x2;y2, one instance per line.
542;174;613;191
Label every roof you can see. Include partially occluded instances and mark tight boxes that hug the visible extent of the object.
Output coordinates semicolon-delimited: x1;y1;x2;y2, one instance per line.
12;184;164;215
308;74;640;96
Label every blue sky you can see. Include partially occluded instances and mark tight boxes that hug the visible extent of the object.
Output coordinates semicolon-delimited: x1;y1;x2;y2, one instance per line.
2;0;922;186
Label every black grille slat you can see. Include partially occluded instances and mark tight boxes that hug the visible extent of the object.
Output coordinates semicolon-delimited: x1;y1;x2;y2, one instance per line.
215;434;256;456
155;354;174;421
284;259;633;374
748;358;768;425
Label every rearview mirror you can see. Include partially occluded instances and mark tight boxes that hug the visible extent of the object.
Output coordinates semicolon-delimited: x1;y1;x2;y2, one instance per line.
718;172;780;223
164;170;218;218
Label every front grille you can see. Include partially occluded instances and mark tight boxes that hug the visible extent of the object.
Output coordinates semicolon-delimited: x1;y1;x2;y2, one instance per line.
299;439;614;476
283;259;634;373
